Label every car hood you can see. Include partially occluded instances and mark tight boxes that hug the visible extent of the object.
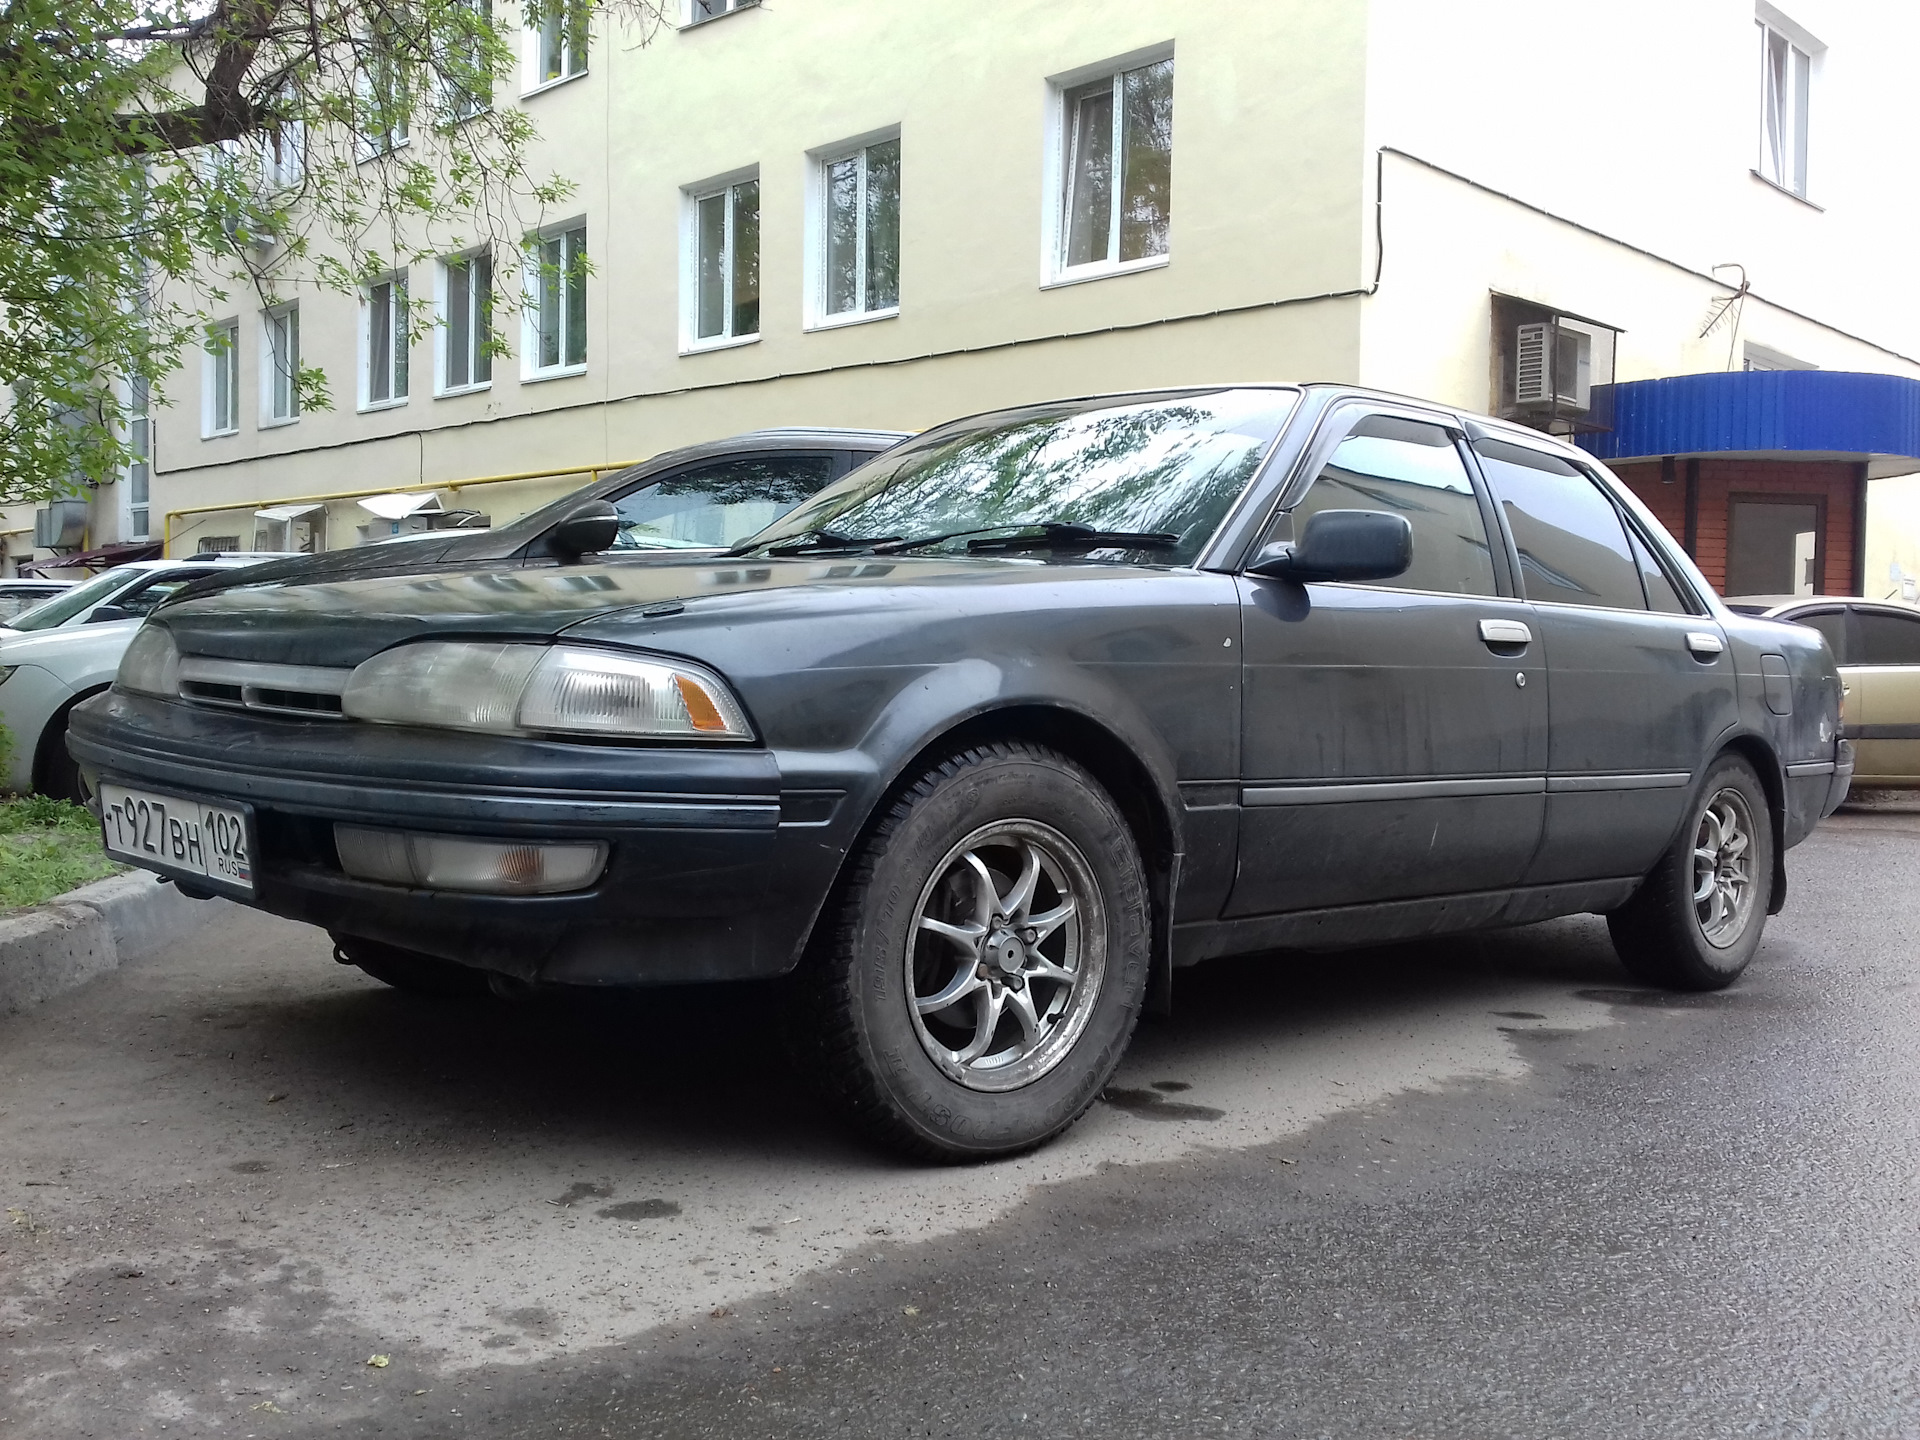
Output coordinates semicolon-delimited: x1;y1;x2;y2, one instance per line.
153;554;1111;668
0;617;139;665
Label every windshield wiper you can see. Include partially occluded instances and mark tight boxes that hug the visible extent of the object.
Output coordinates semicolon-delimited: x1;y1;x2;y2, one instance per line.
875;522;1181;556
727;528;902;558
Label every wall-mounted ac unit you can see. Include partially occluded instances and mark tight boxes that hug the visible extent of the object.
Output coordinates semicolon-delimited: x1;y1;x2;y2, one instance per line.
33;498;88;550
1514;322;1593;413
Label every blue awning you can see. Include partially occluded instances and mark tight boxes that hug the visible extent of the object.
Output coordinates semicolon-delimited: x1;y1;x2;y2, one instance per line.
1576;370;1920;470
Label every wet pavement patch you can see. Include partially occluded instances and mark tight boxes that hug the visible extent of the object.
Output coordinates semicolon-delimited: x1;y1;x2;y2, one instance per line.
550;1182;614;1207
1151;1080;1192;1092
598;1199;682;1220
1101;1086;1226;1122
230;1160;272;1174
1492;1011;1546;1020
1575;988;1735;1010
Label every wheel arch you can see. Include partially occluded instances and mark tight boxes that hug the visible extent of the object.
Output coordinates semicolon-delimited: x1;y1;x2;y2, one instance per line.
33;682;109;799
1714;732;1790;916
814;703;1183;1014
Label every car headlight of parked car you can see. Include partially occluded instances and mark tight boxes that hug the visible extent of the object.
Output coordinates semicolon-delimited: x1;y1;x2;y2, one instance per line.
340;641;754;741
116;624;179;698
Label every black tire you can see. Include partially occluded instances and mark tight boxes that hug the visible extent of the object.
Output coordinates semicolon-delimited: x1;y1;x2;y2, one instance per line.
331;933;491;997
1607;754;1774;991
34;703;90;804
795;741;1152;1162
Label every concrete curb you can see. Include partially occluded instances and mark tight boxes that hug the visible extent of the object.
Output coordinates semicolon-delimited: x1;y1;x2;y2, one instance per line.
0;871;226;1017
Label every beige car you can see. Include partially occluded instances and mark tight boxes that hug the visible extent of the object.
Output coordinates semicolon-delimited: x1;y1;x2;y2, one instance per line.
1728;596;1920;787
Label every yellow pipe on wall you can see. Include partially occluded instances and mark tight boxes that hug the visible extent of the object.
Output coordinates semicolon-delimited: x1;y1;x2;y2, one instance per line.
160;460;641;557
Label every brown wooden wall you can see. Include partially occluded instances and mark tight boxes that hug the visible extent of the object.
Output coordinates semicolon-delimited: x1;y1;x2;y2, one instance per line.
1611;458;1861;596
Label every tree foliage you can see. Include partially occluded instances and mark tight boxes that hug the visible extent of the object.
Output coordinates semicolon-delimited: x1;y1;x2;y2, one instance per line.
0;0;660;508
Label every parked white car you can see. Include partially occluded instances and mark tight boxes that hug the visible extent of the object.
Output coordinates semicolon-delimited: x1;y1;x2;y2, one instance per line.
0;555;291;798
0;579;74;624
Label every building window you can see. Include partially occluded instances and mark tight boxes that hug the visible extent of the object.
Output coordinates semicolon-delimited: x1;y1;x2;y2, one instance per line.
197;535;240;554
685;0;758;22
363;273;409;408
533;0;588;86
1757;14;1814;197
203;319;239;436
264;117;304;189
1051;54;1173;282
357;43;410;159
127;377;150;539
445;0;492;121
686;176;760;347
526;225;586;375
441;251;493;392
1743;342;1817;372
813;136;900;326
263;303;300;423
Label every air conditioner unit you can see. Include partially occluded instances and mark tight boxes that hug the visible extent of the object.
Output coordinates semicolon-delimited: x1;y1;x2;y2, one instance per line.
1514;322;1592;413
33;498;88;550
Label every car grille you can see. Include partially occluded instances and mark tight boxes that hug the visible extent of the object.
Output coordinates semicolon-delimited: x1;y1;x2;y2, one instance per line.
175;657;352;720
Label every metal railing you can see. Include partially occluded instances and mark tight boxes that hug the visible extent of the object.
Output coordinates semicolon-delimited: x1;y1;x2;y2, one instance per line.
160;459;641;557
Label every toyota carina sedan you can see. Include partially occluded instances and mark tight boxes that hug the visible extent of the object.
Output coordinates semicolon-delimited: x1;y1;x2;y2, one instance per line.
71;385;1851;1161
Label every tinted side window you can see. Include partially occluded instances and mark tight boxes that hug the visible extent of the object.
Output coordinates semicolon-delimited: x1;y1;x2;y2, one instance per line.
612;455;837;550
112;576;197;619
1854;610;1920;666
1291;416;1496;596
1475;440;1645;610
1789;609;1847;660
1626;527;1688;614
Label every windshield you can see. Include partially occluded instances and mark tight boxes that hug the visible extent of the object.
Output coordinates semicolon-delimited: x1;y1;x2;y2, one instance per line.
737;389;1296;565
7;568;139;631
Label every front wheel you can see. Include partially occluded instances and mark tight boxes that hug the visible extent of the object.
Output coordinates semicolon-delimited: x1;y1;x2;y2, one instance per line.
1607;755;1774;991
796;742;1151;1162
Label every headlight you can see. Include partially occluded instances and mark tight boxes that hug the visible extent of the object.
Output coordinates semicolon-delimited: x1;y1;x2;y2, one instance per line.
116;625;180;698
341;642;753;741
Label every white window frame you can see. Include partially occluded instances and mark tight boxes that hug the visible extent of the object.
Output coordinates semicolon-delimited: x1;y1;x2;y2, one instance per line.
202;319;240;437
1755;6;1822;200
263;117;305;190
522;222;588;381
1743;342;1817;372
680;169;761;354
355;46;411;162
438;249;494;396
805;128;902;331
1040;44;1175;289
524;0;589;95
681;0;758;25
443;0;493;122
261;302;300;426
359;271;410;411
124;375;151;540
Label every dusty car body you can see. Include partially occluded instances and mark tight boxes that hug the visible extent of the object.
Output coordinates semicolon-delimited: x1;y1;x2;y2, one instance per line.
73;385;1850;1159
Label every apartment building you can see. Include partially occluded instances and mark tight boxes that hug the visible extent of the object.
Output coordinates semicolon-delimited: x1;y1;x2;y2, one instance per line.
11;0;1920;600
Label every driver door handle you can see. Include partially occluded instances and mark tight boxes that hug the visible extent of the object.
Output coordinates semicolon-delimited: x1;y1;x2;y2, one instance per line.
1479;619;1533;648
1686;631;1726;657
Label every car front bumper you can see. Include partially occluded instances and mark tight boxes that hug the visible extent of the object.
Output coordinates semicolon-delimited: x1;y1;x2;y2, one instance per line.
68;689;859;986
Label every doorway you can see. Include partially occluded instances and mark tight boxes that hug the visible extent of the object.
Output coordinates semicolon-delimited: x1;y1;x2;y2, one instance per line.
1727;496;1823;597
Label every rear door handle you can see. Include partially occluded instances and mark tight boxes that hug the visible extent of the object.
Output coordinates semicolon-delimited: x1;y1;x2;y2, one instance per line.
1686;631;1725;657
1479;619;1533;647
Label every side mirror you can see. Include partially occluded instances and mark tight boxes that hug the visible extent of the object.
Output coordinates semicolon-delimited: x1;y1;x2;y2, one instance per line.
1246;509;1413;583
86;604;136;624
548;500;620;563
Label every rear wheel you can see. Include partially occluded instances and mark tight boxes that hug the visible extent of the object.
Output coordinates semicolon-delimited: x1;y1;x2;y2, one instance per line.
332;934;491;997
1607;755;1774;991
795;742;1151;1162
33;696;96;804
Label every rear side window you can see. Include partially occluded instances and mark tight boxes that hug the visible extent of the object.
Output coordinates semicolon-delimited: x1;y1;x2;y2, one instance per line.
1787;609;1846;660
1290;415;1496;595
1626;528;1689;614
1854;609;1920;666
612;454;837;550
1475;439;1645;610
113;577;197;618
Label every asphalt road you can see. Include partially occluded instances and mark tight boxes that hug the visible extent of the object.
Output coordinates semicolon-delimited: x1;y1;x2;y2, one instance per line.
4;803;1919;1438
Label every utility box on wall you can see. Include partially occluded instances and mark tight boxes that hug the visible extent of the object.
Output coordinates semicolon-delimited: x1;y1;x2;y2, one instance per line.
33;498;88;550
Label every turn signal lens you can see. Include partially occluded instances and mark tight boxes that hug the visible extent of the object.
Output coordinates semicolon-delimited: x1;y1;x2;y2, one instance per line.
517;648;751;739
334;825;607;895
116;624;180;698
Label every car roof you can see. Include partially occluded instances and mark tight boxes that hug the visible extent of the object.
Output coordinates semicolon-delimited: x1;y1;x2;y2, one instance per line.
1728;595;1920;616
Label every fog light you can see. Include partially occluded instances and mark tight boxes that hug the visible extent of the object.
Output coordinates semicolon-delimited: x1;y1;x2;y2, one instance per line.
334;825;607;895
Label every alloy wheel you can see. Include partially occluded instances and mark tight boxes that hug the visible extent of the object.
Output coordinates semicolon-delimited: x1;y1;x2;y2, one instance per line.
1692;787;1759;949
904;819;1107;1092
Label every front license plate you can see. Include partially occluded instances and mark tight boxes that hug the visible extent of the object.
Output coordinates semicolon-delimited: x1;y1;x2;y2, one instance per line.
99;783;254;895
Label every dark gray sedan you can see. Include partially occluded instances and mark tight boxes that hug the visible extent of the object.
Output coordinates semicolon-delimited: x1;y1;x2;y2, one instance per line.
72;385;1851;1161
